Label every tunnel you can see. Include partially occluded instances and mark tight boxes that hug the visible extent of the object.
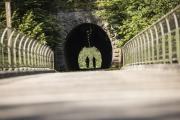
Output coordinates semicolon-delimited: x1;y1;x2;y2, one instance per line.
64;23;112;71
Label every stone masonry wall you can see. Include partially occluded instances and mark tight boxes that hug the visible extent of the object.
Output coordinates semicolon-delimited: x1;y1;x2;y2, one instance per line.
55;11;120;71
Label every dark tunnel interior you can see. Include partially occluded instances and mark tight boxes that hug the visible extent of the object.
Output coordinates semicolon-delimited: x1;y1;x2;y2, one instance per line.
64;23;112;71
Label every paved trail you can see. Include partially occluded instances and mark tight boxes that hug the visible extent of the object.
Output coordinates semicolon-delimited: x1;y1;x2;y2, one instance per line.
0;69;180;120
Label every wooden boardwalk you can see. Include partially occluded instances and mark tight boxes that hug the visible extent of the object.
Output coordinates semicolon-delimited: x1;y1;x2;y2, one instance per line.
0;69;180;120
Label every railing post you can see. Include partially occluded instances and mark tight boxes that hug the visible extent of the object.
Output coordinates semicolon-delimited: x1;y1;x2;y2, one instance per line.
165;17;173;64
125;45;128;65
122;47;125;66
34;43;40;69
127;44;130;65
125;47;127;66
35;43;39;68
154;25;160;63
39;45;44;68
142;33;147;64
173;13;180;64
150;28;155;63
133;39;137;65
44;46;48;68
39;45;43;68
160;22;166;63
132;41;135;65
146;31;151;63
30;40;36;68
13;33;20;70
27;39;33;69
139;35;144;64
136;37;141;64
44;47;48;68
132;40;136;65
1;28;8;71
129;42;132;65
23;38;29;70
41;45;46;68
33;42;38;68
7;30;14;71
47;49;51;68
18;36;26;70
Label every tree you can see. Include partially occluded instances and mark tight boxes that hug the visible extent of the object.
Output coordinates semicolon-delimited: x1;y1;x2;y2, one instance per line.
1;0;62;49
1;0;179;48
94;0;180;46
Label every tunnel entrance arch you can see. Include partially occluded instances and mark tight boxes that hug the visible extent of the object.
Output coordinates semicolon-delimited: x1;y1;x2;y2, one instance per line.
64;23;112;71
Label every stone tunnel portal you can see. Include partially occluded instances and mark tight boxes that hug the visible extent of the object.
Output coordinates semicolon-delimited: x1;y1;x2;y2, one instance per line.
64;23;112;71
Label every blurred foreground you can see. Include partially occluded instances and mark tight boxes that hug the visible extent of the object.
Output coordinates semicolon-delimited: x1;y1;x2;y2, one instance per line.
0;69;180;120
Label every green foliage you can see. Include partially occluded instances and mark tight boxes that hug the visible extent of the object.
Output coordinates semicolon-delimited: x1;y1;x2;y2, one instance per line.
0;0;62;48
0;11;5;28
18;11;46;42
0;2;5;28
94;0;180;47
1;0;179;48
13;0;63;48
78;47;102;69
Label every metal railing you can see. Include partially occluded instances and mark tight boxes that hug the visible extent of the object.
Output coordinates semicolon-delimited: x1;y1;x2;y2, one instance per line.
0;28;54;72
122;5;180;66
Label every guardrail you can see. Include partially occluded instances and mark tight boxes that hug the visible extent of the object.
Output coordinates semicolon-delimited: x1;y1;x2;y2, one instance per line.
122;5;180;66
0;28;54;72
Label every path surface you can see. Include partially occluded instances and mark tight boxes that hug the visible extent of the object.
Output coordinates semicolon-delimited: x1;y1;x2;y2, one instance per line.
0;69;180;120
